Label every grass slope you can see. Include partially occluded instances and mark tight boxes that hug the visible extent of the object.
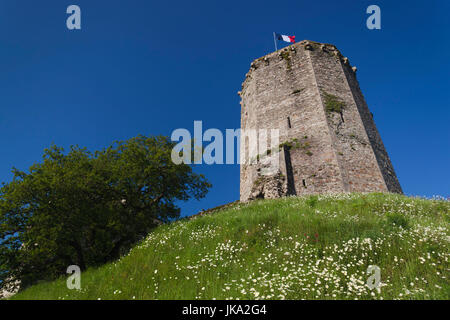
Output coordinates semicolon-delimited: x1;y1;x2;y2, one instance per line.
10;193;450;300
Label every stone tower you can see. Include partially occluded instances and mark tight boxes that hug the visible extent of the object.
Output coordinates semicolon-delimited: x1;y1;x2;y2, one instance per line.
239;40;402;201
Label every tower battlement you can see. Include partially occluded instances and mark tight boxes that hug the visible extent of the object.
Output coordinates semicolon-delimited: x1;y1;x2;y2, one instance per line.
239;40;402;201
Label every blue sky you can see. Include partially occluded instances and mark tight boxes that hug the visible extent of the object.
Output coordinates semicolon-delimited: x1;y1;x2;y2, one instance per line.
0;0;448;217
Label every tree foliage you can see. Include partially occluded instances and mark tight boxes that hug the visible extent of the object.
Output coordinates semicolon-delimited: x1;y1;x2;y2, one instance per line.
0;135;211;290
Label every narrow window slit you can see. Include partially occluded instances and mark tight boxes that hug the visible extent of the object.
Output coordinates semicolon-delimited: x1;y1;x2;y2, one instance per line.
287;116;292;128
302;179;307;188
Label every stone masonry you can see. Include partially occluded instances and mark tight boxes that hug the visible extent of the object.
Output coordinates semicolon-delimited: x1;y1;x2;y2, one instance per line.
239;40;402;201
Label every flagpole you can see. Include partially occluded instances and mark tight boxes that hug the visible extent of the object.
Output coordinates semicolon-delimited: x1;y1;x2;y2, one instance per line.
273;32;277;51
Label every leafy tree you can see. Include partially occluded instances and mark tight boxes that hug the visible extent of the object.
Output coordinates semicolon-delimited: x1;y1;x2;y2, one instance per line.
0;135;210;290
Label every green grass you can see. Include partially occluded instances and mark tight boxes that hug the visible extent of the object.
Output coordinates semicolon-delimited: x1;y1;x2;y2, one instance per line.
9;193;450;300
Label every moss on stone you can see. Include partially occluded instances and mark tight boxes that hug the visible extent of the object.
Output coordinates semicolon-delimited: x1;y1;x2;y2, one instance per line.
280;51;292;70
279;137;312;156
323;91;345;114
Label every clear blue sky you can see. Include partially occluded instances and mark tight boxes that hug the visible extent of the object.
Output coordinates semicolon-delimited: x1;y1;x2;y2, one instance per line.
0;0;448;217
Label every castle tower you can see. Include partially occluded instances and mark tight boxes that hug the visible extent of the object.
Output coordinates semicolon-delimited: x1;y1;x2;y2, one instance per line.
239;40;402;201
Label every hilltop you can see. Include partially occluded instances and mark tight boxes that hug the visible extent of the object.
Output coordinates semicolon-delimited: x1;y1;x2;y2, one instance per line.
9;193;449;300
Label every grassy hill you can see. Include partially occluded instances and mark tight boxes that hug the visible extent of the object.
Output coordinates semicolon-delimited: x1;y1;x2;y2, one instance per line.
10;193;450;300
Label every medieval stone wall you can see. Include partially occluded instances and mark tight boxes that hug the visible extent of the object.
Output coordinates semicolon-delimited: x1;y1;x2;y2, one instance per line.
239;40;402;201
340;60;403;193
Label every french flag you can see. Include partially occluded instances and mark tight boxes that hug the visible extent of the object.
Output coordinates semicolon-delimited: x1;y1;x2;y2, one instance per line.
276;33;295;43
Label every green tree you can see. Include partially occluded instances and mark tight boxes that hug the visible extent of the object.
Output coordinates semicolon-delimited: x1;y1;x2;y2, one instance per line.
0;135;210;290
